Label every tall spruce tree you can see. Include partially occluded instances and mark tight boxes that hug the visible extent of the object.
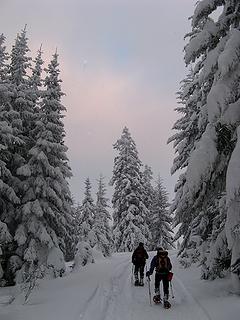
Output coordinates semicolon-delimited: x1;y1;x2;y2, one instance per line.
169;0;240;289
10;45;45;283
168;66;208;266
142;164;154;248
14;51;73;281
0;33;21;285
142;165;154;214
8;28;33;268
150;176;174;250
1;29;34;284
29;46;43;112
42;51;74;260
9;27;33;155
110;127;150;251
77;178;95;246
0;34;8;80
92;175;113;256
0;33;18;220
0;30;75;285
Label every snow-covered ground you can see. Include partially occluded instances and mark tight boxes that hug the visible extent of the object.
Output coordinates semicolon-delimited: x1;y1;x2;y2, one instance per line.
0;251;239;320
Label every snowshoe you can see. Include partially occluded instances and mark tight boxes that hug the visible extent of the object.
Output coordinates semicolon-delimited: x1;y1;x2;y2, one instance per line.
163;300;171;309
153;295;161;304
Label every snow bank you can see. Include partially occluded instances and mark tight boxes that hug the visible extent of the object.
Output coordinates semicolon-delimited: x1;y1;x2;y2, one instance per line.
92;245;105;261
47;247;65;277
72;241;94;272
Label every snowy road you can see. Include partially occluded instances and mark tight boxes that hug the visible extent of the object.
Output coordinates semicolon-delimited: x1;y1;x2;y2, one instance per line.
77;252;213;320
0;251;239;320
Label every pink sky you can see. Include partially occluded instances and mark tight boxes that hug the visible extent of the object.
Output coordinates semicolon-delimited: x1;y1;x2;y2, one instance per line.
0;0;195;202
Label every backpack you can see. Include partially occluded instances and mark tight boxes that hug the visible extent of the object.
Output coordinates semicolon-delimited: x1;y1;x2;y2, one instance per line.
134;248;146;264
156;255;168;273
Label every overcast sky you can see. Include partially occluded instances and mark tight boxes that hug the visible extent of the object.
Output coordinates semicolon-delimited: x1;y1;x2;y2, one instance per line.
0;0;195;203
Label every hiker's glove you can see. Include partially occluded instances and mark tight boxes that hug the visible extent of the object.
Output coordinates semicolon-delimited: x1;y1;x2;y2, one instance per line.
146;271;151;277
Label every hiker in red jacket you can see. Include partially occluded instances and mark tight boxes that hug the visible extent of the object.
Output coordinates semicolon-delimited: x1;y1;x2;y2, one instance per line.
132;242;149;286
146;247;172;307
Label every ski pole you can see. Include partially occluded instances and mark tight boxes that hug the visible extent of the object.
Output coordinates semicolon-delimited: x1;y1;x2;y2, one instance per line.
170;281;174;299
131;264;134;285
147;276;152;306
145;264;147;285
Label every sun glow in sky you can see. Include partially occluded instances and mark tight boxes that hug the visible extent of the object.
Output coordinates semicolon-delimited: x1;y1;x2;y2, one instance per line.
0;0;195;202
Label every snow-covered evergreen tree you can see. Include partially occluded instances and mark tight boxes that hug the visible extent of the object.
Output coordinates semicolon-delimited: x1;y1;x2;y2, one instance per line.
110;127;150;251
7;29;34;278
169;0;240;288
65;201;77;262
9;26;33;153
0;33;23;285
202;195;231;279
142;165;154;208
168;59;210;267
14;51;73;282
150;176;174;250
142;164;154;235
42;51;74;260
77;178;95;246
0;30;75;285
0;33;8;81
28;46;43;114
92;175;113;257
73;202;81;243
0;33;19;225
0;221;13;284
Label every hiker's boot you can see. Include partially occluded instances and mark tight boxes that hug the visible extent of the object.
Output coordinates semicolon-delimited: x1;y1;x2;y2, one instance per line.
163;294;171;308
134;274;139;286
139;278;144;286
153;288;161;303
153;294;161;304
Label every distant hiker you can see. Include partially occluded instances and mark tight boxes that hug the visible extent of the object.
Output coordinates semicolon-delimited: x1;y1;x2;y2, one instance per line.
132;242;149;286
146;247;172;307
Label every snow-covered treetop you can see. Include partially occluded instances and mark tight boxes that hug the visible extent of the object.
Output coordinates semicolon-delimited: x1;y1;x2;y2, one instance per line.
110;126;142;186
10;26;31;85
30;46;44;92
83;177;94;206
43;52;65;114
0;33;9;80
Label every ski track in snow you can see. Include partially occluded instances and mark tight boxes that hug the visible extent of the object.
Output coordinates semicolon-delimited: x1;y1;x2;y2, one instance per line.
77;253;214;320
99;259;131;320
79;257;131;320
173;275;213;320
76;284;100;320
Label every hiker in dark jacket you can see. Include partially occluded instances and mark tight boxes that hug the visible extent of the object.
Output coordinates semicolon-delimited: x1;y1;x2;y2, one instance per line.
132;242;149;286
146;247;172;303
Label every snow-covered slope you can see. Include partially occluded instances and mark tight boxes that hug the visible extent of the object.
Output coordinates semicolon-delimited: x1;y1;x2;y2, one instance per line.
0;251;239;320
